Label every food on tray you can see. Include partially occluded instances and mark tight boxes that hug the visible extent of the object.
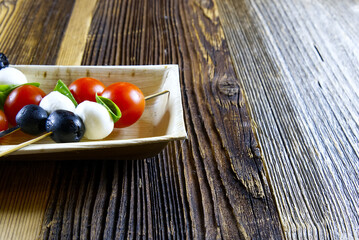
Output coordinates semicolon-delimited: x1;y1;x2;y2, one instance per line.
101;82;145;128
45;110;85;143
40;91;76;114
3;84;46;126
9;79;139;142
68;77;105;103
0;53;153;145
74;100;114;140
0;57;148;143
0;53;27;85
15;104;48;135
0;110;8;131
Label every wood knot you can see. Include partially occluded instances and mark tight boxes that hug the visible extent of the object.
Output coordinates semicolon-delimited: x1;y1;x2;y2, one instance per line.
217;77;239;96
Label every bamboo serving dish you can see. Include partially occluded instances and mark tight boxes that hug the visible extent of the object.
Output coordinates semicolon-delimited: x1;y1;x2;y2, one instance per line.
0;65;187;160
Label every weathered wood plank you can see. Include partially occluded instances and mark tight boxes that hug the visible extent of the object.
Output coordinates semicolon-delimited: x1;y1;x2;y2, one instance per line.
55;0;98;65
0;0;284;239
0;1;75;239
216;0;359;238
0;0;75;64
37;0;283;239
0;161;55;240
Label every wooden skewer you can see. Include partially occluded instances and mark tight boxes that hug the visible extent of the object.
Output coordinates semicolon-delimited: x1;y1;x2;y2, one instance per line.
0;90;170;138
0;90;170;157
0;125;20;138
0;132;52;157
145;90;169;101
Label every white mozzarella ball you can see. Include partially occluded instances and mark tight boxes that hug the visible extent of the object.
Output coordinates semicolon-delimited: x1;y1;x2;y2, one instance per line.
40;91;76;114
75;101;114;140
0;67;27;85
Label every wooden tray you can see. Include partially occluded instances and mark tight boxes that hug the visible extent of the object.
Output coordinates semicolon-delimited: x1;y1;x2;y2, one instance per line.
0;65;187;160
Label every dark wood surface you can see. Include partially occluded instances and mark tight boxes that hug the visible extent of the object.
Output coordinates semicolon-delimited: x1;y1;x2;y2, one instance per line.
0;0;357;239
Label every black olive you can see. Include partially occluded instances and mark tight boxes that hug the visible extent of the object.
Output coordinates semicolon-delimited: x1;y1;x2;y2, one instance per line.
0;53;9;69
16;104;48;135
45;110;85;143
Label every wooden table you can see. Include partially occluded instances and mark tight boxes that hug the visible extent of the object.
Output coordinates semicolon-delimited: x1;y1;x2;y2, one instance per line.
0;0;358;239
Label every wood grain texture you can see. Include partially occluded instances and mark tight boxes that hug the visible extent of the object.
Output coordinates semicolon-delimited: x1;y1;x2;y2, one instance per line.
0;0;75;64
216;0;359;239
55;0;98;65
37;0;282;239
0;161;55;240
0;1;75;239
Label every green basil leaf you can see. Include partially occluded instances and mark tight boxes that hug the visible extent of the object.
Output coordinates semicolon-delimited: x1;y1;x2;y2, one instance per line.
0;82;40;109
0;85;12;92
96;94;121;123
53;80;78;107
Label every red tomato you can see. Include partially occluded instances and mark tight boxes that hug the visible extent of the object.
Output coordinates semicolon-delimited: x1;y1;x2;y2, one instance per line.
68;77;105;103
0;110;8;131
4;85;46;126
101;82;145;128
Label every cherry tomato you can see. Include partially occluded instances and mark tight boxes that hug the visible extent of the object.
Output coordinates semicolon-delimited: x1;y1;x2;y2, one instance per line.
4;85;46;126
101;82;145;128
68;77;105;103
0;110;8;131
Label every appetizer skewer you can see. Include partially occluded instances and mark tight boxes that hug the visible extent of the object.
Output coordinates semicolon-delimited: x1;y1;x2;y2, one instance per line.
0;90;169;138
0;90;169;157
0;53;171;157
0;126;20;138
